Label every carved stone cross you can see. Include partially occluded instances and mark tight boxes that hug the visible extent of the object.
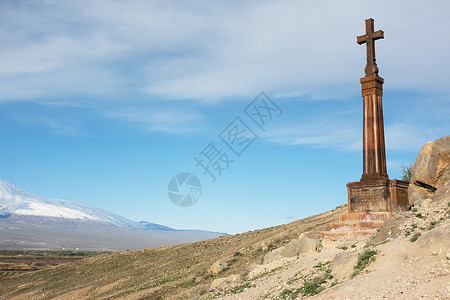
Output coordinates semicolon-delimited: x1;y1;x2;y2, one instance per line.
357;18;384;76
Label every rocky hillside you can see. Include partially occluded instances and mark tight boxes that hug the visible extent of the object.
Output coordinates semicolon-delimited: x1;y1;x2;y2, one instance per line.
0;204;345;299
0;136;448;299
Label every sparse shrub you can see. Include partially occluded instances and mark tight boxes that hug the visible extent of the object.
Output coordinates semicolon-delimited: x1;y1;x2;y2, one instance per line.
415;213;425;219
300;275;326;296
411;208;418;212
323;268;333;280
280;288;299;299
427;221;437;231
251;247;265;258
284;268;332;297
351;250;376;278
313;261;330;269
401;163;412;183
409;233;421;242
373;240;390;247
287;275;301;285
229;282;255;294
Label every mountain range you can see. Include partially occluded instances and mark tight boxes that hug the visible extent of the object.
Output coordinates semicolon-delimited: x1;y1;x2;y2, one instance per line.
0;180;225;250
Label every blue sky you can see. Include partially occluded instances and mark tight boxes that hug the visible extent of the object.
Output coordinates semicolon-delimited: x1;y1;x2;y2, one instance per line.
0;1;449;234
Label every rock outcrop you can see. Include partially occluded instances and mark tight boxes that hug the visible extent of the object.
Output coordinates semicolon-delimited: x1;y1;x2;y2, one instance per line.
210;274;241;290
409;135;450;205
210;258;230;275
263;238;321;264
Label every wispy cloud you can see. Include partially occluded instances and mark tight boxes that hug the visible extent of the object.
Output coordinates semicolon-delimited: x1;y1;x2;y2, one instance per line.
264;121;361;151
104;107;204;134
385;123;448;151
265;120;449;152
1;1;449;103
0;0;448;139
47;120;92;137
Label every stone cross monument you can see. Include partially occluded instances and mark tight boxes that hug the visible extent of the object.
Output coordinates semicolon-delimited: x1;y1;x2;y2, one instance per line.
346;19;409;213
357;18;388;181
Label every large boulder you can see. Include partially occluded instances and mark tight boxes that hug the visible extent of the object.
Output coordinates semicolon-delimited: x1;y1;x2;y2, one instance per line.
409;135;450;205
418;227;450;255
210;274;240;290
263;238;321;264
210;258;229;275
281;238;320;256
298;231;320;240
433;186;450;202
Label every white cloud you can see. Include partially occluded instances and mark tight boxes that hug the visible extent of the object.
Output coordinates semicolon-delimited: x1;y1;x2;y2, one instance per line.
384;123;447;151
47;120;92;137
264;121;361;151
104;107;204;134
0;0;448;137
1;0;449;103
265;120;449;152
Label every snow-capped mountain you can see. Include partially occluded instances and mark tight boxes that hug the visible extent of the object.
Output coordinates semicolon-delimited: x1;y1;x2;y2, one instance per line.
0;180;170;230
0;179;224;250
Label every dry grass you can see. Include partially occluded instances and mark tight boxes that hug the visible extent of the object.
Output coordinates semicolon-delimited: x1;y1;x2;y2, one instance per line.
0;205;346;300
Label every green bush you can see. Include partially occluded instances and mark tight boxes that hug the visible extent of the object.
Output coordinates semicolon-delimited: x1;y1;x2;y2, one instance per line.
351;250;376;278
280;288;299;299
409;233;421;242
300;276;326;296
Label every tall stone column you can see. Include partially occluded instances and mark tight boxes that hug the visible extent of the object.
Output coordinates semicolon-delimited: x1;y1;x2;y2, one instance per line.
360;74;388;181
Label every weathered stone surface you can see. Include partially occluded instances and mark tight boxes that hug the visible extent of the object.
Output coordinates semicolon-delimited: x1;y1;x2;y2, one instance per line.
263;248;282;265
210;258;228;275
210;274;240;290
357;18;384;77
263;238;321;264
260;242;269;251
418;228;450;254
298;231;320;240
420;198;432;208
330;251;355;269
408;185;432;206
280;238;320;257
433;186;450;202
329;251;358;282
411;135;450;188
347;179;409;212
409;135;450;204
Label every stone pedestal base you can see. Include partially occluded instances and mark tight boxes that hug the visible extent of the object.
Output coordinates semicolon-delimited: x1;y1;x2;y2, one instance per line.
346;179;409;212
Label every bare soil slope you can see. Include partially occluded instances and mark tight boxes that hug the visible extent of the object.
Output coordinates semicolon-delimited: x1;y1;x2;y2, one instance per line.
0;206;346;299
